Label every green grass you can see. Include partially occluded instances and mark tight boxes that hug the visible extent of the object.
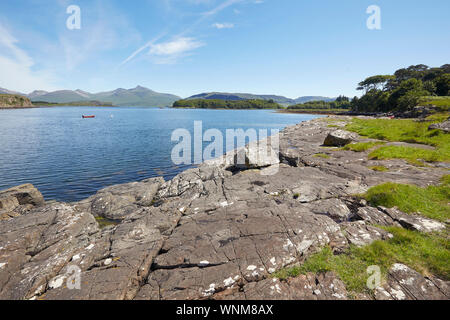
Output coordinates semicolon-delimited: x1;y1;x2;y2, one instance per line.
273;227;450;294
419;96;450;110
363;176;450;222
346;117;450;164
341;141;385;152
314;153;330;159
369;165;389;172
95;217;120;229
368;145;446;165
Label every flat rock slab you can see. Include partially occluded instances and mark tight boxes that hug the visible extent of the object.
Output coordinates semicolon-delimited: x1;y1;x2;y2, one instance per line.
375;264;449;300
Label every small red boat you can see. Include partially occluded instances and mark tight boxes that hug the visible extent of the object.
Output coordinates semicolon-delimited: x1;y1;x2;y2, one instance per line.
82;115;95;119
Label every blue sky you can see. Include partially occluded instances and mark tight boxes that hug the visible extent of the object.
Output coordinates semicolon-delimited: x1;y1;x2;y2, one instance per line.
0;0;449;98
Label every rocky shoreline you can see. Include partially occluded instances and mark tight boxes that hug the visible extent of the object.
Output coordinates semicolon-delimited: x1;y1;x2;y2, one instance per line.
0;116;448;300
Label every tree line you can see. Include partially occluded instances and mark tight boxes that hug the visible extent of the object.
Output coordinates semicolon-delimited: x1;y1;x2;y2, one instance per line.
172;98;281;109
287;96;351;110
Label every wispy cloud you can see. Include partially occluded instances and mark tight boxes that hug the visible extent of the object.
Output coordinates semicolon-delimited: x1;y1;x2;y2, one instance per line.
149;37;205;64
61;2;141;71
212;22;234;29
121;0;244;66
119;32;167;67
0;24;56;93
150;37;204;56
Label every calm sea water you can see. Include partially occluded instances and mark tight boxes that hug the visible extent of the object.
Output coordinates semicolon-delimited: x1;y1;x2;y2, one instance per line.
0;107;319;202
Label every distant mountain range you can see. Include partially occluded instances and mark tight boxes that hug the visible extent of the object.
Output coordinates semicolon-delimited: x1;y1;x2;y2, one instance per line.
0;87;334;107
0;86;181;108
186;92;335;106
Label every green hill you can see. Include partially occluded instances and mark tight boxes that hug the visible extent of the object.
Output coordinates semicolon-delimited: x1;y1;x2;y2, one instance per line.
28;86;180;107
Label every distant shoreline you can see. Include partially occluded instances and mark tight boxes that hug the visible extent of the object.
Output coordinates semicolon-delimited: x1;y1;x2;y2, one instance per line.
277;109;350;116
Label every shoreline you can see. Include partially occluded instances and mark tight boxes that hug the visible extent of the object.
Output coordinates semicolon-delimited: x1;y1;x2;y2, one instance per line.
0;115;448;300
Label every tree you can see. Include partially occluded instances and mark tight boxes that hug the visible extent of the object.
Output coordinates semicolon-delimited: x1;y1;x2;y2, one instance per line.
352;89;390;112
357;75;395;93
388;79;429;111
434;74;450;96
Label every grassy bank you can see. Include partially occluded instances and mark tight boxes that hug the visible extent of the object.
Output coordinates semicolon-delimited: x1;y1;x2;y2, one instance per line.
345;115;450;165
273;227;449;295
273;175;449;296
363;176;450;222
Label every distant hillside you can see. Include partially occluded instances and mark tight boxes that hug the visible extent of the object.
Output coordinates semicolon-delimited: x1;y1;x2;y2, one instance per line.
0;94;33;109
25;86;180;107
187;92;334;106
33;100;114;107
294;96;335;104
0;87;26;96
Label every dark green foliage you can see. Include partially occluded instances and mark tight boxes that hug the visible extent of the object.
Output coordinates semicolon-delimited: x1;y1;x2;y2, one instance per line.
352;64;449;113
287;99;351;110
435;74;450;96
172;98;281;109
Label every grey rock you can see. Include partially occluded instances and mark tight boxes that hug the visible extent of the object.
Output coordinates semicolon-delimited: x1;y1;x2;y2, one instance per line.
354;206;398;226
340;221;393;247
76;177;164;220
376;264;449;300
232;139;280;170
429;120;450;133
239;272;348;300
323;130;357;147
0;183;44;207
304;198;352;222
378;206;445;233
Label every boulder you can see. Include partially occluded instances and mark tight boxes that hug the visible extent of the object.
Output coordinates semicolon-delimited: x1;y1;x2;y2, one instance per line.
323;130;357;147
429;120;450;133
232;142;280;170
0;184;44;207
76;177;164;220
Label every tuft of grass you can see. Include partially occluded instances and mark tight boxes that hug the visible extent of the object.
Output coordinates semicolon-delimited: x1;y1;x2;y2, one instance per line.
341;141;385;152
362;177;450;222
273;227;450;294
314;153;330;159
368;145;446;165
346;117;450;164
95;216;120;229
369;165;389;172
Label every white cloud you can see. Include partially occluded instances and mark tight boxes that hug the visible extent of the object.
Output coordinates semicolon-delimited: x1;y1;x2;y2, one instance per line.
212;22;235;29
121;0;243;66
148;37;205;64
0;24;56;93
